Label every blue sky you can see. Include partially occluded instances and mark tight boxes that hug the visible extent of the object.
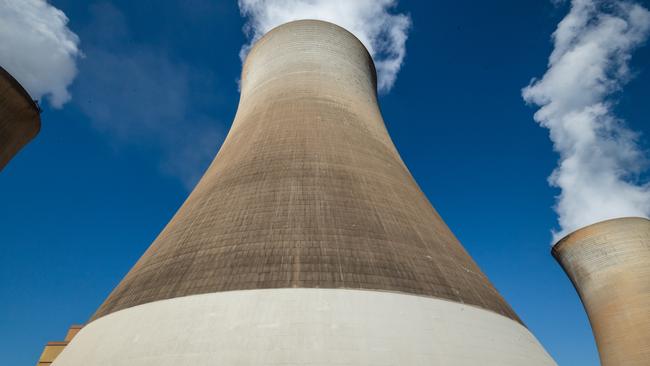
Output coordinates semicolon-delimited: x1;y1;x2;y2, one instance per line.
1;1;650;365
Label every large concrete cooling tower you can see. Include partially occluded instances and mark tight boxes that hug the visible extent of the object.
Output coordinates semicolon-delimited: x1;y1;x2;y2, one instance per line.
51;20;555;365
553;217;650;366
0;66;40;171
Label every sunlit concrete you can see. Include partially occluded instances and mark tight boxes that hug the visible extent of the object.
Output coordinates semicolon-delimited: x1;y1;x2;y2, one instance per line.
54;289;556;366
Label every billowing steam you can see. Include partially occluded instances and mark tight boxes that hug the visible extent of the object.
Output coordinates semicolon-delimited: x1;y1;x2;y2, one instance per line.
238;0;410;93
522;0;650;242
0;0;81;108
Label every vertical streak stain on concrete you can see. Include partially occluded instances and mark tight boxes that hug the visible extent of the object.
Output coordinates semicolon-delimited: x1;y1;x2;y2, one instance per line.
553;217;650;366
91;20;519;323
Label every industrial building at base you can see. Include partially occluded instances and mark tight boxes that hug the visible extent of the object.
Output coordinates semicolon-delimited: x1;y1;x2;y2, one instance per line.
45;20;555;365
0;66;40;171
36;326;82;366
553;217;650;366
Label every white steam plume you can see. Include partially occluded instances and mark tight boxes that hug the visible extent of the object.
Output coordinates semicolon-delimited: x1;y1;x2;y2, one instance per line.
0;0;81;108
523;0;650;242
238;0;410;93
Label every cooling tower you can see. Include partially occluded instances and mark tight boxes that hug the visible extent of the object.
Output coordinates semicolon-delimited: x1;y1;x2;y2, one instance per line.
0;66;40;171
553;217;650;366
51;20;555;365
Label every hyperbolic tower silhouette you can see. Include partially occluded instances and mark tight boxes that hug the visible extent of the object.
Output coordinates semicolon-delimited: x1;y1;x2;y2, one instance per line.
553;217;650;366
0;66;40;171
52;20;555;365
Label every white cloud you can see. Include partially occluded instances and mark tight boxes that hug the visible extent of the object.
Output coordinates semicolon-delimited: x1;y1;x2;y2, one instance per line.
0;0;81;108
238;0;410;93
74;2;222;189
522;0;650;241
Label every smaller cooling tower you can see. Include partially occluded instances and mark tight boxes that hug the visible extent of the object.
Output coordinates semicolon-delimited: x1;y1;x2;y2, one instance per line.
552;217;650;366
0;66;40;171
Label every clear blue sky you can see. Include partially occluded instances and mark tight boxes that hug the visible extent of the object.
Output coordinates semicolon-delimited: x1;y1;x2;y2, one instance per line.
2;1;649;365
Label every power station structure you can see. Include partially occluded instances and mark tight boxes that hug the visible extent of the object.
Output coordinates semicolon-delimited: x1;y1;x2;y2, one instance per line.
553;217;650;366
50;20;556;365
0;66;40;171
36;325;83;366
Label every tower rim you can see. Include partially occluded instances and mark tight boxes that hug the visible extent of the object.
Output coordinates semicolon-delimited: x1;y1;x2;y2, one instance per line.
0;65;41;115
240;19;378;93
551;216;650;254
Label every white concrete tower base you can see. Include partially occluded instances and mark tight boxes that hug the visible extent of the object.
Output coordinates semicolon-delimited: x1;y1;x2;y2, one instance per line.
53;289;556;366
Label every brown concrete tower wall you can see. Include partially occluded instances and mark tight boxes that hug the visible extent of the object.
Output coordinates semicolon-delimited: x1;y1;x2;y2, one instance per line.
0;67;40;171
52;20;557;366
92;20;518;322
553;217;650;366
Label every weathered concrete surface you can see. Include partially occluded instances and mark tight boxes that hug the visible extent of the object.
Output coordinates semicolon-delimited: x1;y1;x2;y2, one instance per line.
54;289;556;366
92;20;520;322
553;217;650;366
0;67;40;171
